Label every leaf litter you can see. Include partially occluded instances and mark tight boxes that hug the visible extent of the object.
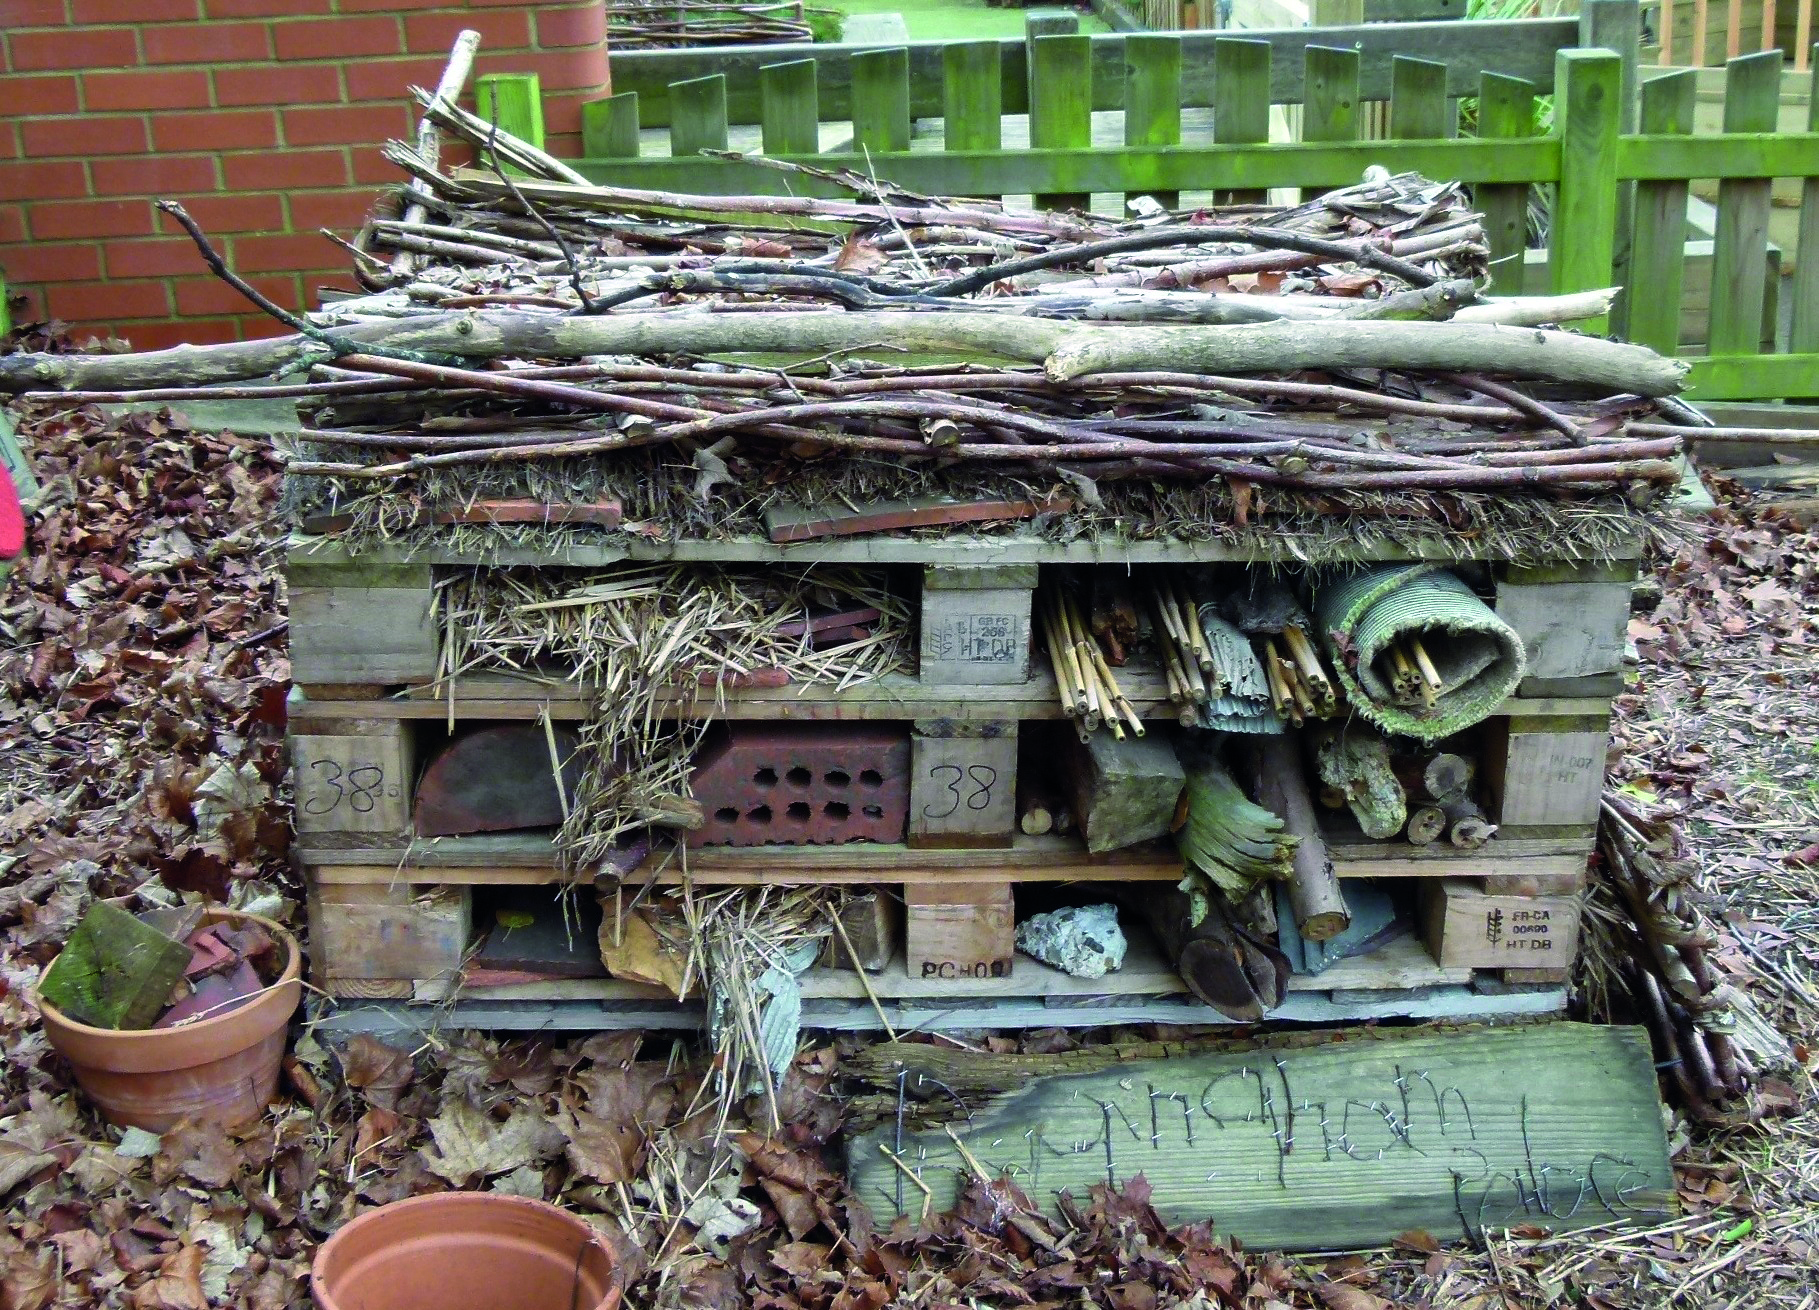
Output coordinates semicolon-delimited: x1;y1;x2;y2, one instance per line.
0;398;1815;1308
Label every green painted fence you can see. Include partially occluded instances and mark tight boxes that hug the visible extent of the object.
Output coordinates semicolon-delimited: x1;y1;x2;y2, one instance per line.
483;21;1819;402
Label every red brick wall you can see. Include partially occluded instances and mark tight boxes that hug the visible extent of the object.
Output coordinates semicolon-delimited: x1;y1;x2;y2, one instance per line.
0;1;609;350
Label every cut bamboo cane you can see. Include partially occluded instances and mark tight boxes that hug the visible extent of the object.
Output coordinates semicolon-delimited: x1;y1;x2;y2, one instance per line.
1040;602;1081;719
1409;634;1444;691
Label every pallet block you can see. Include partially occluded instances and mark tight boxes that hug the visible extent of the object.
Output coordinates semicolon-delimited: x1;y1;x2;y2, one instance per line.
904;881;1014;982
293;719;414;835
307;882;470;982
1495;562;1635;683
1483;715;1609;829
1420;878;1579;969
918;564;1034;686
289;562;439;686
819;888;899;972
908;720;1017;849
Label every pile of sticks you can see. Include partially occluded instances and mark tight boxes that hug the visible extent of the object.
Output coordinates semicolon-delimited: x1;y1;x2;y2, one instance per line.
0;49;1722;508
607;0;832;47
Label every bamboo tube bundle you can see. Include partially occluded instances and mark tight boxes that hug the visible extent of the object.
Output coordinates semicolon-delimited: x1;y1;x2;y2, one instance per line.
1041;588;1145;741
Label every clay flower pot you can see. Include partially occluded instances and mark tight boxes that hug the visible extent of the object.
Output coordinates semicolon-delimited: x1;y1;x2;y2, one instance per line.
37;908;301;1131
312;1193;620;1310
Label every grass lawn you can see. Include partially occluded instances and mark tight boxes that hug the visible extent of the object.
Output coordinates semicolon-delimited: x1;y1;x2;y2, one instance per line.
834;0;1112;40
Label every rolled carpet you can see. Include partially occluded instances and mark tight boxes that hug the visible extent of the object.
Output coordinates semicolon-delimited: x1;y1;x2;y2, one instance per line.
1311;565;1526;742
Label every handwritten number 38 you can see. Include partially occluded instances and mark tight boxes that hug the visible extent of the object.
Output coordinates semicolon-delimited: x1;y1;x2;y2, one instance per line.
923;764;997;818
305;759;388;815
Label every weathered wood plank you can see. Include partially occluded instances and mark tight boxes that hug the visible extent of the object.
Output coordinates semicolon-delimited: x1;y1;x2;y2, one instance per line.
851;46;911;154
1494;576;1633;680
1685;352;1819;400
307;884;470;982
904;881;1015;983
909;725;1018;849
601;21;1580;126
1552;49;1622;332
1062;730;1186;853
849;1024;1672;1247
581;92;640;159
668;73;728;160
1422;878;1579;967
1304;45;1362;144
1214;37;1272;206
1486;720;1610;828
1707;50;1784;356
943;40;1002;153
1579;0;1642;334
1474;73;1538;295
474;72;543;155
919;566;1035;687
1030;34;1093;210
40;901;192;1030
293;723;414;835
290;584;439;685
1627;69;1696;355
1793;47;1819;356
759;59;819;157
1123;34;1182;209
1390;54;1451;139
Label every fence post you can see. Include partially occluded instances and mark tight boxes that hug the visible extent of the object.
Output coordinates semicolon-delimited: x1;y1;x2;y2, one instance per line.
760;59;820;156
582;92;642;159
851;47;912;154
1124;34;1182;209
669;74;730;160
944;41;1003;152
475;73;545;154
1627;69;1696;355
1579;0;1641;334
1793;45;1819;354
1551;49;1621;334
1708;49;1783;356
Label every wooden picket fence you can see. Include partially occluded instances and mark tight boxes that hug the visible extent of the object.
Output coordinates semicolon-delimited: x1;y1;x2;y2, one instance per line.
474;15;1819;402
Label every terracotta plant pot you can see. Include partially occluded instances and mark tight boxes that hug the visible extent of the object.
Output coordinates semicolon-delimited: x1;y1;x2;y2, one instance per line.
311;1193;620;1310
37;908;302;1132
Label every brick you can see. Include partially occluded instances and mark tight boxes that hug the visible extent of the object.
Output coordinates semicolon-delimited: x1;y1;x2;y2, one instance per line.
21;115;150;159
281;102;412;148
338;0;444;9
9;74;81;115
4;280;45;319
144;21;270;64
536;4;609;48
349;149;400;186
119;317;243;350
104;237;205;279
0;125;16;162
48;279;174;324
230;232;335;272
287;188;376;233
214;62;342;107
29;198;155;240
73;0;198;18
90;154;219;196
504;47;606;93
11;27;138;72
273;16;400;61
539;93;589;137
688;723;910;847
0;159;88;201
404;10;530;54
163;190;282;233
342;55;446;104
0;241;103;284
173;272;297;316
2;1;76;24
222;147;346;190
83;69;211;113
151;109;278;152
238;310;297;339
205;0;327;13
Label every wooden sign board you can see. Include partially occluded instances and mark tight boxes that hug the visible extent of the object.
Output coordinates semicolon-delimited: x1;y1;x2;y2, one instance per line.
293;722;414;834
850;1024;1672;1250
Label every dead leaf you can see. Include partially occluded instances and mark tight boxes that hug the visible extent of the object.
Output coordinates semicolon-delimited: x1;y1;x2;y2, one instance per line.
555;1105;645;1186
0;1143;54;1198
421;1097;564;1184
1316;1284;1390;1310
130;1244;209;1310
832;237;886;274
342;1034;415;1111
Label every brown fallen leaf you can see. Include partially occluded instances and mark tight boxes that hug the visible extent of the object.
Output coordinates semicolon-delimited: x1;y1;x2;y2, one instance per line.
130;1244;209;1310
341;1034;415;1112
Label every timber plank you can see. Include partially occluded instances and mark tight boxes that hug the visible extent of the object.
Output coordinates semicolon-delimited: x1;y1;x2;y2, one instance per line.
1707;51;1783;357
1475;73;1538;295
1553;50;1622;331
851;47;911;154
1794;49;1819;357
581;92;640;159
1030;33;1093;210
943;41;1003;152
848;1024;1672;1247
1303;45;1361;144
1628;70;1696;354
1212;37;1270;204
759;60;820;157
669;73;729;160
1389;54;1451;140
1123;34;1182;208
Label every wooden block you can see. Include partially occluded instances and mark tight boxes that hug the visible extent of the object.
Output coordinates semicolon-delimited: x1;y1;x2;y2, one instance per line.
323;978;414;999
765;494;1068;543
1484;718;1609;828
1482;869;1585;896
289;563;438;685
1495;568;1634;680
1421;879;1579;969
908;723;1017;849
1497;966;1572;985
1062;729;1186;854
306;883;470;981
918;566;1035;686
40;901;192;1029
904;881;1013;983
819;889;899;972
293;721;414;834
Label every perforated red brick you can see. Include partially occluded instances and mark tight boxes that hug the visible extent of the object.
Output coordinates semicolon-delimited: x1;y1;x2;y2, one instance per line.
688;724;909;847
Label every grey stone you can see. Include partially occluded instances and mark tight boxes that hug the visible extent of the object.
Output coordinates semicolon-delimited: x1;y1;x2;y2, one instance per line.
1015;904;1127;979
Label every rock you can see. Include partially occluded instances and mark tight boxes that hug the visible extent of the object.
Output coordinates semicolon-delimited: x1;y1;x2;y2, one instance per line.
1015;904;1126;979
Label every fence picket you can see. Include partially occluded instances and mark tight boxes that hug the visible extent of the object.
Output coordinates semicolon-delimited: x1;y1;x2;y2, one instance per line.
1213;37;1271;204
669;74;729;160
1627;70;1696;355
582;92;641;160
852;47;912;154
1793;47;1819;353
1030;33;1094;210
1390;55;1451;139
760;59;820;155
1708;50;1783;356
1552;49;1621;333
1303;46;1361;143
1475;73;1537;295
1124;34;1183;209
944;41;1003;152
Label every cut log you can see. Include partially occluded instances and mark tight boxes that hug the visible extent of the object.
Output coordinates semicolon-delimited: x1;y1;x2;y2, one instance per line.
1405;805;1448;846
1255;736;1349;942
1392;751;1475;804
1139;886;1268;1021
1016;772;1060;836
40;901;192;1030
1313;727;1408;840
1061;729;1185;853
820;889;898;973
1087;573;1139;666
1443;796;1497;849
